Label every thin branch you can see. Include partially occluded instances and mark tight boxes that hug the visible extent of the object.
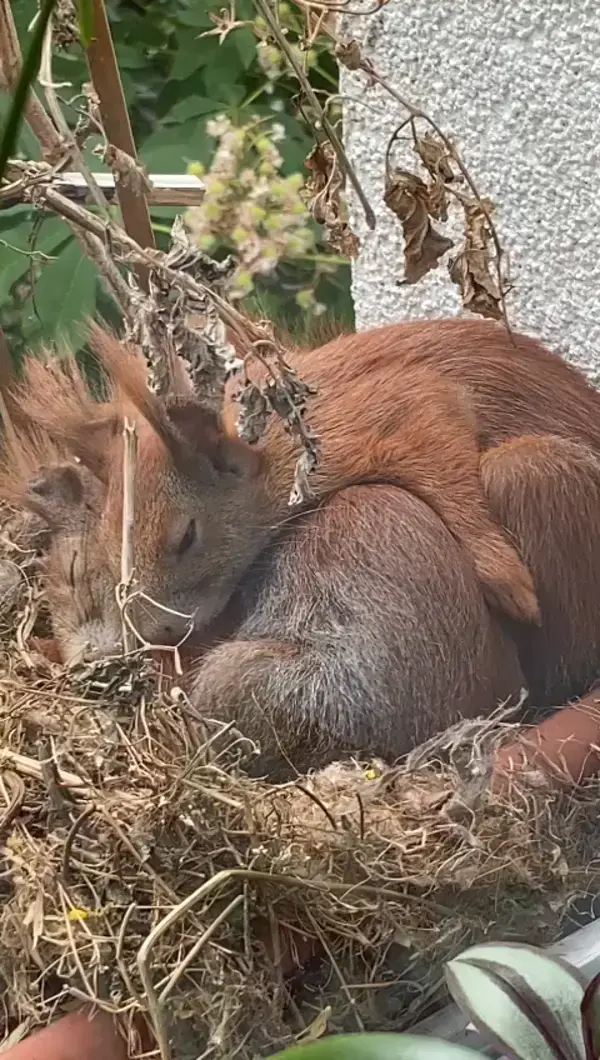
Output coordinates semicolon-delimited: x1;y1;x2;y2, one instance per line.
118;418;138;656
68;222;131;310
38;13;109;214
254;0;375;230
14;179;279;348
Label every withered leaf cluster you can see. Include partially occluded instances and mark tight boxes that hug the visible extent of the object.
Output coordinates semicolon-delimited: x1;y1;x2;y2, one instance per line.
449;198;503;320
303;141;360;258
384;132;504;319
236;354;320;505
384;133;455;284
125;217;241;407
52;0;79;49
335;39;362;71
384;168;453;284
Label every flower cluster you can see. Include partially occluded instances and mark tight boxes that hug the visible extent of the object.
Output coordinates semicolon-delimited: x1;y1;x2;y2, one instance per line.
187;115;325;310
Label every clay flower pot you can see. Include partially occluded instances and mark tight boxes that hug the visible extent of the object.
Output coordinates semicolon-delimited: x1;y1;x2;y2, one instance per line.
492;688;600;794
2;1008;136;1060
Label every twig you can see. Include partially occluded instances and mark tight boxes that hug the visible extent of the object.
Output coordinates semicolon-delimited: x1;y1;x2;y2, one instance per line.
295;782;338;829
58;883;98;1003
99;806;180;904
254;0;375;230
137;865;454;1059
61;803;97;883
17;180;282;352
118;417;138;655
0;0;130;316
69;222;131;310
38;12;109;214
306;907;364;1031
0;747;90;792
158;893;244;1004
0;770;25;834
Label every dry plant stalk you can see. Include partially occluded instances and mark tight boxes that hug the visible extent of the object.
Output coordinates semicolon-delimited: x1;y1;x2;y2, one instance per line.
254;0;375;232
118;417;138;655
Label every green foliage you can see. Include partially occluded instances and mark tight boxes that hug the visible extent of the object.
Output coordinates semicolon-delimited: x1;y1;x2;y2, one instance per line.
0;0;60;180
265;943;600;1060
445;942;590;1060
76;0;96;46
268;1035;483;1060
2;0;352;362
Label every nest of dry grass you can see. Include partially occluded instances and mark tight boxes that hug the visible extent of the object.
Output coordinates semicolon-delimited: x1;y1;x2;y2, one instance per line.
0;504;599;1060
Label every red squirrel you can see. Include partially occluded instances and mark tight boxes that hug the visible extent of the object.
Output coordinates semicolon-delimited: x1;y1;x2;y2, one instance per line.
5;317;600;776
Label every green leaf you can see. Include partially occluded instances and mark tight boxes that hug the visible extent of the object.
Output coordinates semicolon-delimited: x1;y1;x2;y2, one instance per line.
581;972;600;1060
0;0;59;179
32;238;99;344
445;943;588;1060
200;37;245;89
114;43;151;70
175;5;214;29
140;119;213;170
162;96;218;125
0;89;42;160
268;1033;482;1060
234;28;259;70
0;215;72;304
76;0;95;47
170;38;213;81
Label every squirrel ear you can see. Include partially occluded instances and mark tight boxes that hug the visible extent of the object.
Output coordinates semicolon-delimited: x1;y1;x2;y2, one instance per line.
166;399;262;479
24;463;86;529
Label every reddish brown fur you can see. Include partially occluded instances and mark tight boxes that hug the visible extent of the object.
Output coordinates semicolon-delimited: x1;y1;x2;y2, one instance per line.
187;483;527;777
0;347;123;664
8;317;600;774
481;435;600;704
66;322;544;631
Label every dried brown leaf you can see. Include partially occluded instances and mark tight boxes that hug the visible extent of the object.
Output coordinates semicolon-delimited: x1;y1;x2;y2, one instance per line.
414;133;455;184
53;0;79;48
384;168;453;283
335;39;362;71
425;175;449;222
303;142;360;258
236;381;271;444
104;145;152;198
449;198;503;319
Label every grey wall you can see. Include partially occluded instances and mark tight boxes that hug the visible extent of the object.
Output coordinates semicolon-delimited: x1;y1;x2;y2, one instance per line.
340;0;600;380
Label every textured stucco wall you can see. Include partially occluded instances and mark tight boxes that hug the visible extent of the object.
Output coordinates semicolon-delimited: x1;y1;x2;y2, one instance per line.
340;0;600;380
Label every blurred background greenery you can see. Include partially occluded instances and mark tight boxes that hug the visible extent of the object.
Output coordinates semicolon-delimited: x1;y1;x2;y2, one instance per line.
0;0;354;362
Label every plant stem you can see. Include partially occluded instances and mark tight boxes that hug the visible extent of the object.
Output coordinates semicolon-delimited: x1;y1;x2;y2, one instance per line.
254;0;375;230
